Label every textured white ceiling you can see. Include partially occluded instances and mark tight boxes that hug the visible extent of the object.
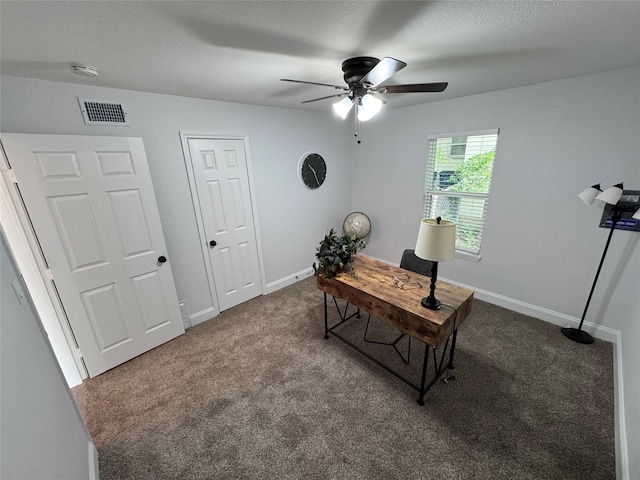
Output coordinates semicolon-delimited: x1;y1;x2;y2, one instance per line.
1;1;639;112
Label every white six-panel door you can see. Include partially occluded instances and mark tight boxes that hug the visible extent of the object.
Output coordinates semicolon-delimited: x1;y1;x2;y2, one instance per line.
186;137;262;311
1;134;185;377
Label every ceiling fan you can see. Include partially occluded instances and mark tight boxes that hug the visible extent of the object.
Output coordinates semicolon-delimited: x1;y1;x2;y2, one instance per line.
281;56;448;139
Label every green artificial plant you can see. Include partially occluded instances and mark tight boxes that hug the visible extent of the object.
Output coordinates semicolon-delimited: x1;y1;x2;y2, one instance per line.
314;228;366;279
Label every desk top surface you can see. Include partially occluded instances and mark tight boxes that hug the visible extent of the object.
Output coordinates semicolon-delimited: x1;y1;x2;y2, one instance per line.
317;254;474;348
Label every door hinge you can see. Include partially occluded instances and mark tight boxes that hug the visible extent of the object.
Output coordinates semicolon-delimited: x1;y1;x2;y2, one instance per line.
72;347;84;364
2;168;17;184
76;352;90;379
43;269;54;281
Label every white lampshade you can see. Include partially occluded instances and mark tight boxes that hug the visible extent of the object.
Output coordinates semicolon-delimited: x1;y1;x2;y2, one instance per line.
415;218;456;262
577;184;601;205
595;183;623;205
357;94;383;121
633;208;640;221
333;97;353;119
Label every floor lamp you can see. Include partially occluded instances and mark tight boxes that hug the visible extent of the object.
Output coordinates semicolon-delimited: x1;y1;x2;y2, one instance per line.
561;183;628;344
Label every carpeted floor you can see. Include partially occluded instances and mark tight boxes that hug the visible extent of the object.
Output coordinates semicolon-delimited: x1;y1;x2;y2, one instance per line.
73;276;615;479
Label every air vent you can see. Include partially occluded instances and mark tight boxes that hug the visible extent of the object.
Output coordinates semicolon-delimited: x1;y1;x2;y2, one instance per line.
78;98;129;126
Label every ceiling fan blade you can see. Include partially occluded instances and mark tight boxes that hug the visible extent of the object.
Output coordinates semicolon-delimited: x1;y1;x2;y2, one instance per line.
359;57;407;88
301;93;349;104
281;78;348;90
380;82;449;93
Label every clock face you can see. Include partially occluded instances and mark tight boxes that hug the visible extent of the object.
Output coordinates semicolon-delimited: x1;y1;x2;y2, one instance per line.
298;153;326;189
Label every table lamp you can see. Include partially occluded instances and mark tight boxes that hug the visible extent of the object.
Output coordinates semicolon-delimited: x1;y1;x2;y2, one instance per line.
414;217;456;310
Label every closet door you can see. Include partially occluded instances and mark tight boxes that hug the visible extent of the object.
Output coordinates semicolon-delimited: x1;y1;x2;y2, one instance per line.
186;137;262;311
1;133;185;377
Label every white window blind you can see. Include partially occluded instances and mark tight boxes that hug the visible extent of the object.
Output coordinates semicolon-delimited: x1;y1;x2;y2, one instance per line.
423;129;499;256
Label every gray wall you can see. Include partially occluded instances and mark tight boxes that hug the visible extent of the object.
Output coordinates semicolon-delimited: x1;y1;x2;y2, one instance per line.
351;66;640;479
0;75;353;319
1;67;638;478
0;231;96;479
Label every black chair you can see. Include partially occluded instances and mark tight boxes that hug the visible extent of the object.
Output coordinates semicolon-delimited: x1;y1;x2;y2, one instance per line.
399;249;434;277
364;249;434;364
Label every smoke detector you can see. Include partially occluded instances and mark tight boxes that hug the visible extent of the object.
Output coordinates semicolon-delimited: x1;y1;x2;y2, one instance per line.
71;64;98;77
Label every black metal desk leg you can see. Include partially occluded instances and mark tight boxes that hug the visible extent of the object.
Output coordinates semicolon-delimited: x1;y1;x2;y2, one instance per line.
417;343;430;406
447;329;458;370
323;292;329;339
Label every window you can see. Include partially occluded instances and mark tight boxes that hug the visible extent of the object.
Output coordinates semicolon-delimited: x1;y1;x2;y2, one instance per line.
449;136;467;157
423;129;499;259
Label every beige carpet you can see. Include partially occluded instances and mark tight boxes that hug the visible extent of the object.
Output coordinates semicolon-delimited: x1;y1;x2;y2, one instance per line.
74;276;615;479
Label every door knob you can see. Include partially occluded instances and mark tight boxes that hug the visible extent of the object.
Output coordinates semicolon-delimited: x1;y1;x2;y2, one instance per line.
209;240;217;247
158;256;167;263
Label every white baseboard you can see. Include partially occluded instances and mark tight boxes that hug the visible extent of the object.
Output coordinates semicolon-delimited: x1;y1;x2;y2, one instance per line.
613;334;630;480
189;307;217;327
89;441;99;480
265;266;315;294
186;267;316;328
440;276;621;343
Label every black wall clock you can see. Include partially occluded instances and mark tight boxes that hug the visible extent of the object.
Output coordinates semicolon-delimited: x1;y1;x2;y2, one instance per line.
298;153;326;189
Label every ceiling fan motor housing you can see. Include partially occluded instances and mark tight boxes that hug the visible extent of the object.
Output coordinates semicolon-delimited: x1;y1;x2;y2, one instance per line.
342;57;380;86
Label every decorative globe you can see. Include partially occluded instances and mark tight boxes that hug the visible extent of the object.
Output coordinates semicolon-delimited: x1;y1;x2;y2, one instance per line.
343;211;371;239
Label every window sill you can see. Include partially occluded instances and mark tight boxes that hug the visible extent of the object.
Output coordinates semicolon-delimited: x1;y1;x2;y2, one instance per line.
455;250;481;263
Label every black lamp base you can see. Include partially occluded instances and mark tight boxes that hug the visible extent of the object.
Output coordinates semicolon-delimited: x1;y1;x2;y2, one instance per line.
561;327;594;344
421;297;441;310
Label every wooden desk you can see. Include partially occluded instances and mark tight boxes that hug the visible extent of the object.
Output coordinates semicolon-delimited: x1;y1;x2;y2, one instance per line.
317;254;474;404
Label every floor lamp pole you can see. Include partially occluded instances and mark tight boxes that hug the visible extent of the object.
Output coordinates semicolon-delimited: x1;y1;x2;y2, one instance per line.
561;208;621;344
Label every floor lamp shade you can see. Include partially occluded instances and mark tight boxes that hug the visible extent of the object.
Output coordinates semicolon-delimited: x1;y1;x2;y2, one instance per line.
415;218;456;262
577;184;601;205
595;183;623;205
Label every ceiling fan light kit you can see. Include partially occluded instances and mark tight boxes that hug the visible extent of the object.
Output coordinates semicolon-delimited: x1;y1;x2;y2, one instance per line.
357;94;383;121
282;56;448;140
333;96;353;119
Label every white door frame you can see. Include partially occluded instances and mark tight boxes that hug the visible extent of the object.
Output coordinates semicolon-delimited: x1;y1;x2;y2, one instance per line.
179;132;266;321
0;145;85;386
